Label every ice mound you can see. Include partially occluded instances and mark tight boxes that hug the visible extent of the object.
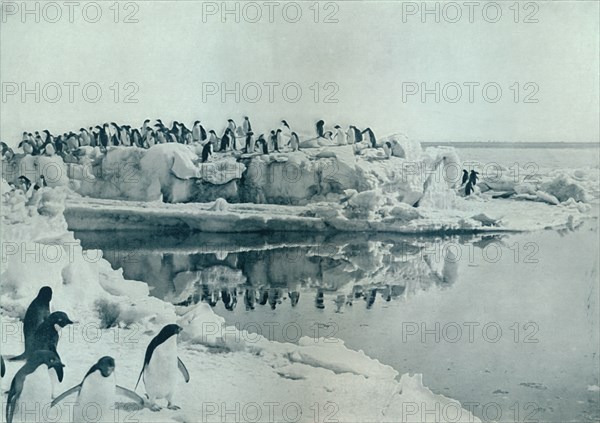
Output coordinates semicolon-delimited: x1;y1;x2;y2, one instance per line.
541;174;588;203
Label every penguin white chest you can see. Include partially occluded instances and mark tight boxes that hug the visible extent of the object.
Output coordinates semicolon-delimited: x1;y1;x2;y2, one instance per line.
74;372;116;422
15;366;53;422
144;337;178;399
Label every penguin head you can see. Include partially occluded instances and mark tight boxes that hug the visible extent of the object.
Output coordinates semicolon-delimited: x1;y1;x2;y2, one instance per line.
194;120;200;125
29;350;64;371
37;286;53;303
47;311;74;328
144;119;151;124
94;356;116;377
158;324;183;340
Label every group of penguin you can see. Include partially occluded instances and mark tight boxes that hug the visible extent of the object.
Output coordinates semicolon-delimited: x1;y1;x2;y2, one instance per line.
2;117;389;164
1;286;190;423
462;169;479;195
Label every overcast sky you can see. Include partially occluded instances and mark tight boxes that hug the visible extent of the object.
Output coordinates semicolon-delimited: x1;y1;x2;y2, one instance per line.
1;1;598;145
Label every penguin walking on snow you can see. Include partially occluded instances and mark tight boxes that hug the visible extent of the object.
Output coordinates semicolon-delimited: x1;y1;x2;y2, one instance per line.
6;350;64;423
244;132;254;153
52;356;144;422
135;324;190;411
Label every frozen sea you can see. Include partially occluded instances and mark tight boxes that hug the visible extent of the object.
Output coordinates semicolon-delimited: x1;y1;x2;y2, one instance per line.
75;145;600;422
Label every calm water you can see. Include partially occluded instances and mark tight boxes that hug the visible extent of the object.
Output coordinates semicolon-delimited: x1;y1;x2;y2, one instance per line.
74;147;600;422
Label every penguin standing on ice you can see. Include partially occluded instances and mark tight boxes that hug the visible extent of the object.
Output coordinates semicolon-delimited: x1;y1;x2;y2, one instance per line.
333;125;346;145
52;356;144;422
201;141;213;163
6;350;64;423
257;134;268;154
383;141;392;158
469;170;479;185
244;132;254;153
288;132;300;151
361;128;377;148
465;181;473;196
242;116;252;135
461;169;469;185
220;129;231;151
134;324;190;411
270;130;281;152
192;121;207;142
227;119;237;134
315;120;325;138
349;126;362;143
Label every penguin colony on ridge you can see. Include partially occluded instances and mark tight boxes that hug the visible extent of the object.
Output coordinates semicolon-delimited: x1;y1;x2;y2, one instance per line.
3;286;190;422
2;117;392;164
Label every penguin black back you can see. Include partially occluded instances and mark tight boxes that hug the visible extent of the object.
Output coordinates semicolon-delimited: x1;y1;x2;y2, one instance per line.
22;286;52;354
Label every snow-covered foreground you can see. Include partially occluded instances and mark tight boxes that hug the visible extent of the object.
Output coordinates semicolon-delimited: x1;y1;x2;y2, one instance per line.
0;186;481;422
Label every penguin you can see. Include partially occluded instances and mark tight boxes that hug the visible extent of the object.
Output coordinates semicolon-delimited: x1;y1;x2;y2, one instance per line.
201;141;213;163
288;132;300;151
315;120;325;138
281;120;290;131
141;119;152;137
208;130;218;145
10;311;74;361
95;125;109;149
19;287;52;360
156;130;167;144
469;170;479;185
41;141;56;157
321;130;334;141
244;132;254;153
220;129;231;151
346;126;355;144
51;356;144;422
6;350;64;423
1;355;5;377
383;141;392;158
462;169;469;185
17;176;32;192
18;140;36;156
34;176;47;191
134;324;190;411
192;121;207;142
361;128;377;148
227;119;236;134
131;129;143;147
349;126;363;143
242;116;252;134
270;130;281;152
79;128;91;147
465;181;473;196
257;134;268;154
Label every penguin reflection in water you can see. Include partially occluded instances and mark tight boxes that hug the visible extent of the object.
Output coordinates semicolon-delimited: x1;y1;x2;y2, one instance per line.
135;324;190;411
51;356;144;423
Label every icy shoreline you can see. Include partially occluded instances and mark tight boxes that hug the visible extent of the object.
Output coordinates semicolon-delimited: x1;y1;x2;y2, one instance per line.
63;193;592;235
0;185;482;422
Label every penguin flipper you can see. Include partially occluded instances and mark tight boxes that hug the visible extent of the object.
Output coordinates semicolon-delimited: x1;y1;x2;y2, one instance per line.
134;366;145;391
51;384;81;407
116;385;145;407
7;353;26;362
177;357;190;383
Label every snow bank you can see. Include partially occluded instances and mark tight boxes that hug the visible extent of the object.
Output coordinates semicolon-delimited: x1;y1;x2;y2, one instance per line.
1;182;480;423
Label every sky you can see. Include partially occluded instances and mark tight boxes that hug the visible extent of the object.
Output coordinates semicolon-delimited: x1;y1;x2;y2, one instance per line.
1;1;599;145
